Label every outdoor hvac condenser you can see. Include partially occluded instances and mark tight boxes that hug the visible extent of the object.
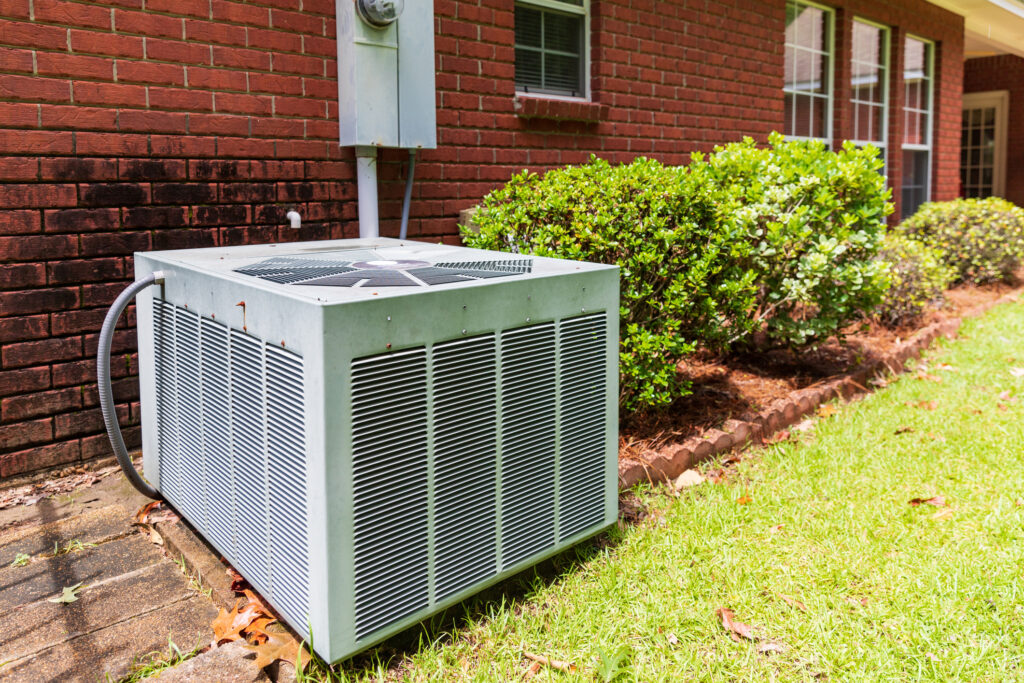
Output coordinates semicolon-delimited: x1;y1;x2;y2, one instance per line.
131;238;619;663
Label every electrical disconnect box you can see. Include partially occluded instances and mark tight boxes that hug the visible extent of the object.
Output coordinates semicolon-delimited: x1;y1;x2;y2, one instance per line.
336;0;437;149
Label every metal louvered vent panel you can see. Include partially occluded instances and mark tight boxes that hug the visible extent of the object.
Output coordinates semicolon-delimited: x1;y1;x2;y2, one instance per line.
229;331;271;596
151;301;311;633
265;346;311;628
433;335;498;601
199;317;233;557
558;314;608;540
351;348;430;640
234;255;533;287
500;323;557;568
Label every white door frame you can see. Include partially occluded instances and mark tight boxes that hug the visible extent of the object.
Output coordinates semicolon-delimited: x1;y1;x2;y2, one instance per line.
962;90;1009;198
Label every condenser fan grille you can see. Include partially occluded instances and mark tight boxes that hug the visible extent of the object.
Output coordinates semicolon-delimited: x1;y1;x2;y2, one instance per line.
234;255;533;288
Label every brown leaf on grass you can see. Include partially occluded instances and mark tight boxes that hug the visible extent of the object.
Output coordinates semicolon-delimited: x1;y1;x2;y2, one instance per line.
769;524;785;534
767;430;790;444
523;652;577;674
736;495;753;505
927;432;946;442
211;599;262;645
998;403;1009;412
244;631;310;670
935;363;959;373
715;608;756;642
673;469;705;491
780;595;808;612
522;661;543;680
757;641;787;654
816;403;837;418
915;400;938;410
894;426;915;435
917;373;943;383
909;495;946;507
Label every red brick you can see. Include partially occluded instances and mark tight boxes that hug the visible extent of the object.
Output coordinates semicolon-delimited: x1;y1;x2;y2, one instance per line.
0;45;34;73
34;0;111;28
185;66;247;91
37;52;115;81
40;157;119;182
76;132;149;156
2;386;82;422
73;81;147;107
0;366;50;398
0;441;81;479
113;8;183;38
0;129;73;155
79;182;150;207
189;113;249;136
50;308;110;337
0;157;38;181
3;336;82;369
0;184;76;208
147;86;214;112
214;92;271;116
41;104;119;131
0;235;78;262
0;417;54;452
0;287;78;318
47;258;126;286
115;59;186;86
211;0;270;27
185;19;247;46
45;207;120;233
147;0;209;18
70;29;144;58
119;110;188;134
0;210;41;236
211;45;271;71
0;19;68;50
0;263;45;289
0;315;49;343
80;231;151;256
145;38;210;65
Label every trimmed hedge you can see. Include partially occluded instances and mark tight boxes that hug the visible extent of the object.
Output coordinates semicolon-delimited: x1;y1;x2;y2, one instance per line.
464;134;892;412
874;234;954;327
898;198;1024;284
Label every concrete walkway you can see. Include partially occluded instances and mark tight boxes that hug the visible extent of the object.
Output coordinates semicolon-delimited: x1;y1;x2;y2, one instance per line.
0;472;219;682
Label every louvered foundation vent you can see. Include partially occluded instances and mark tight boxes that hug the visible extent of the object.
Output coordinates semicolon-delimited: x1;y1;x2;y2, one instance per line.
135;238;618;663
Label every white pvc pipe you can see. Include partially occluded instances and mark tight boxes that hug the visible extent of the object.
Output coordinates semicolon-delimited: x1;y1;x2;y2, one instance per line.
355;145;379;239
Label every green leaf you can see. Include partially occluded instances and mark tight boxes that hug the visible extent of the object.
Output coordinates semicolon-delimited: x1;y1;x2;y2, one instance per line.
49;583;85;604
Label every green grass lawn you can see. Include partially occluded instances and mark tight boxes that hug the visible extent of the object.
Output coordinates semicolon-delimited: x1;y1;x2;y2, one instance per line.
328;300;1024;682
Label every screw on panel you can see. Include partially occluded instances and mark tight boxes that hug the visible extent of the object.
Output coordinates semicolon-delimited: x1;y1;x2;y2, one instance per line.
386;343;392;349
461;329;467;334
281;340;286;347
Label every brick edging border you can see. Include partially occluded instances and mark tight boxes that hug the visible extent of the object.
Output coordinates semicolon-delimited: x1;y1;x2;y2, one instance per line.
618;289;1024;490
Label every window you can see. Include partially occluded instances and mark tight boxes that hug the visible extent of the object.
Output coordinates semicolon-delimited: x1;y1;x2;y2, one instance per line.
901;36;933;218
514;0;588;98
784;0;834;141
850;19;889;163
961;91;1008;198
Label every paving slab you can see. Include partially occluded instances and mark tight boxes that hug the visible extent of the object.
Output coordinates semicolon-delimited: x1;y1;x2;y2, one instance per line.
0;595;217;683
0;503;138;568
151;641;270;683
0;534;164;614
0;559;203;663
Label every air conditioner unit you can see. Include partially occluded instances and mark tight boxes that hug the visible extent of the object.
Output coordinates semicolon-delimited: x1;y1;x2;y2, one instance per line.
133;238;619;663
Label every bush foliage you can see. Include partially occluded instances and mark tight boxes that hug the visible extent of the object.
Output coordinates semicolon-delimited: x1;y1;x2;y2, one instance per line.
874;234;954;327
463;134;892;411
898;198;1024;284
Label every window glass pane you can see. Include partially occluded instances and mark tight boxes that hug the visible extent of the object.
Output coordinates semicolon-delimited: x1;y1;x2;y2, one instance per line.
902;37;931;147
784;0;831;139
851;20;887;143
902;149;930;217
514;2;584;97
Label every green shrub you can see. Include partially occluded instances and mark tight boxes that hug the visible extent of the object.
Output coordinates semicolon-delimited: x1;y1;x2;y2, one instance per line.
462;156;755;411
695;133;892;347
874;234;954;327
463;134;893;412
898;198;1024;284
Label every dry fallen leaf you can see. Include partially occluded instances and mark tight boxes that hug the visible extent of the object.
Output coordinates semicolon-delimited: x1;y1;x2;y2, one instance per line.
931;508;955;521
673;469;705;491
212;599;262;645
244;616;277;644
780;594;808;612
523;652;577;674
244;631;310;670
817;403;837;418
917;373;943;383
737;495;753;506
935;363;958;373
894;426;915;435
523;661;543;680
715;607;756;642
916;400;938;410
137;523;164;546
768;430;791;444
666;633;680;646
909;495;946;507
135;501;161;524
48;583;85;604
758;641;787;654
227;568;249;593
769;524;785;534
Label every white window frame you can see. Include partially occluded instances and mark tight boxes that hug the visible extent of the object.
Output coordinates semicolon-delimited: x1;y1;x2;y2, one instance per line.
783;0;835;144
849;18;890;170
514;0;591;101
901;34;935;217
961;90;1009;198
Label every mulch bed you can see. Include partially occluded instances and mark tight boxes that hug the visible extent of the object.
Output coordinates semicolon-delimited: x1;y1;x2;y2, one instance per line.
619;278;1022;464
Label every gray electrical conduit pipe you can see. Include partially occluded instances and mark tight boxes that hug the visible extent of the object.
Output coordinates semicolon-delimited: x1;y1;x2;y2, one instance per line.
399;148;417;240
98;271;164;499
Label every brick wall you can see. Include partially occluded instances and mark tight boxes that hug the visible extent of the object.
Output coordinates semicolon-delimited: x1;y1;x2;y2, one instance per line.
0;0;963;479
964;54;1024;206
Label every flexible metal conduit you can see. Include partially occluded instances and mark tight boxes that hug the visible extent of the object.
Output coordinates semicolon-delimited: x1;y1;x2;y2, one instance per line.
98;272;163;499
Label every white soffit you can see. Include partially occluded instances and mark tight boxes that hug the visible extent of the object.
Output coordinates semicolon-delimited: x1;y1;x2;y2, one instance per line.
928;0;1024;58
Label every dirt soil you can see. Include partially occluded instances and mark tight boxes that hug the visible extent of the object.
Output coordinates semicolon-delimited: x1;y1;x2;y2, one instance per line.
619;280;1021;462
